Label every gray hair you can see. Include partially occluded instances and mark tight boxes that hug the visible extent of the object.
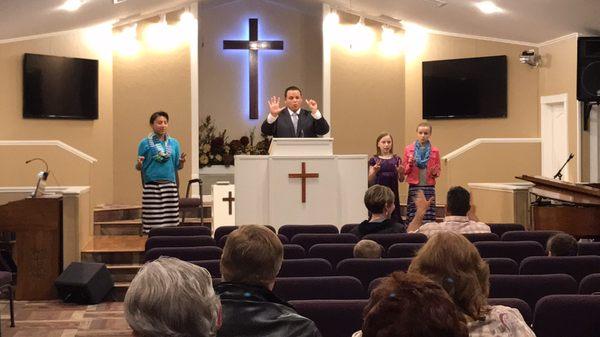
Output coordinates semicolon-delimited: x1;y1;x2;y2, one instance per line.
124;257;220;337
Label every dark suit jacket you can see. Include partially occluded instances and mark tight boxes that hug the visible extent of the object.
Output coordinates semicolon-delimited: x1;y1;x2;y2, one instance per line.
261;108;330;138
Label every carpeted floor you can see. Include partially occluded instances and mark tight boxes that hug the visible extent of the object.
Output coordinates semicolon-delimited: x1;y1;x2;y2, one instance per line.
0;300;132;337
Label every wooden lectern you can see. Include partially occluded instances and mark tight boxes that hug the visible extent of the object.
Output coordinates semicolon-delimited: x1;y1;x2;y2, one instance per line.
0;196;62;300
517;175;600;237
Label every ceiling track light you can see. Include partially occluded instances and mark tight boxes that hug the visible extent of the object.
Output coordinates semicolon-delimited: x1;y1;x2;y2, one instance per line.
422;0;448;8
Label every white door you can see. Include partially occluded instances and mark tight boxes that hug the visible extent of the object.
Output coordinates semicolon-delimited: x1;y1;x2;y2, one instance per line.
541;94;569;180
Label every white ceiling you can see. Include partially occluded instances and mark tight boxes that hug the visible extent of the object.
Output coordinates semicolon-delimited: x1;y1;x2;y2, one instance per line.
1;0;599;44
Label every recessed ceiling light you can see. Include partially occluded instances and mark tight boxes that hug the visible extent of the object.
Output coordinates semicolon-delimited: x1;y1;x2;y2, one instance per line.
59;0;84;11
475;1;504;14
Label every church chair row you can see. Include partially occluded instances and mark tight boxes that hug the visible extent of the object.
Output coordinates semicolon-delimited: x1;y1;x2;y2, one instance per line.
286;294;600;337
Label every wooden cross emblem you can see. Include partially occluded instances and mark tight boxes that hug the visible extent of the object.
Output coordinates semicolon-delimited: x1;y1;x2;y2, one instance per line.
222;191;235;215
223;18;284;119
288;162;319;203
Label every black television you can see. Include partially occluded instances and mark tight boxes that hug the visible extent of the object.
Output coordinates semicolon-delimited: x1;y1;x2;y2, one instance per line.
422;55;507;119
23;53;98;120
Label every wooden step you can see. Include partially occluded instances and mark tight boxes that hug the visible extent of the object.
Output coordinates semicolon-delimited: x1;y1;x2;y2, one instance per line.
109;281;130;302
94;218;213;236
81;235;146;264
107;264;142;282
94;202;213;222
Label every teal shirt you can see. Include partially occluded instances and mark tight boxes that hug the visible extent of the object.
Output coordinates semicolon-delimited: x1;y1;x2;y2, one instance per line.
137;136;181;183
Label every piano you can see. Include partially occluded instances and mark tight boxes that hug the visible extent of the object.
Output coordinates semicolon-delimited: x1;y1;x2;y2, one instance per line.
0;196;62;300
517;175;600;237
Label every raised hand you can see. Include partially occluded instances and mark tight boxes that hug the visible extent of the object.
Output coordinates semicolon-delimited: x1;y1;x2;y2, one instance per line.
373;159;382;173
408;154;415;166
305;99;318;113
414;190;434;214
179;152;187;164
396;162;404;175
268;96;283;117
137;156;145;166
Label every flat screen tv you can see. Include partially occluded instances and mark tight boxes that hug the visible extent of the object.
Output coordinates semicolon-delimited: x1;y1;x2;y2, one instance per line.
23;53;98;120
422;55;507;119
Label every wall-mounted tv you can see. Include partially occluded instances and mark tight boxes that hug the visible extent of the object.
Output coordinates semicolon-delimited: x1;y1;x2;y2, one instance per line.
23;53;98;120
422;55;507;119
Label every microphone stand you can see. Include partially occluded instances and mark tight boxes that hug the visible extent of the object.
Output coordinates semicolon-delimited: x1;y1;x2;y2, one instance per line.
553;153;574;181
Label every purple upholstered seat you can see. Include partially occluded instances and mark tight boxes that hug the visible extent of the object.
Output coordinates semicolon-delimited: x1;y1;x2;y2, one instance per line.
501;230;562;247
148;225;211;237
533;295;600;337
340;224;359;233
278;224;339;241
336;258;412;287
519;255;600;283
484;257;519;275
214;226;238;242
487;298;532;324
278;258;333;277
283;244;306;259
489;274;577;310
308;244;355;267
190;260;221;278
363;233;427;250
144;246;222;262
578;242;600;256
273;276;365;301
387;243;424;258
462;232;500;242
579;273;600;294
291;233;358;250
290;299;368;337
144;235;216;251
488;223;525;237
474;241;546;264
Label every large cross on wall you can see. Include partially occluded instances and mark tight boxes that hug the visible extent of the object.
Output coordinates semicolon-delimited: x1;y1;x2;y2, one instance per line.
223;18;284;119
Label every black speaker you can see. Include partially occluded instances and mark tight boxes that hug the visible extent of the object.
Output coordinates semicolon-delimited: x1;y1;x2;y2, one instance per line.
55;262;114;304
577;37;600;102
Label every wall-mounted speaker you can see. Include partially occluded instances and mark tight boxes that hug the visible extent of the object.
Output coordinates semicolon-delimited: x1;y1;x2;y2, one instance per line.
578;37;600;102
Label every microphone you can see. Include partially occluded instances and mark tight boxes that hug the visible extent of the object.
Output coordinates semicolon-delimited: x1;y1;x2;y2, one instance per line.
26;158;50;197
553;153;574;181
25;158;49;173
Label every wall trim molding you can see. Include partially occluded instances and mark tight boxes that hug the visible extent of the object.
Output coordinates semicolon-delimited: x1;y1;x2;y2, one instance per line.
443;138;542;162
0;140;98;163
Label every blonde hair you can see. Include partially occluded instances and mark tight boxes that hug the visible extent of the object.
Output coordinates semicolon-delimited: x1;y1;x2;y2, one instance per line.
408;232;490;320
375;132;394;156
124;257;220;337
354;240;383;258
364;185;395;214
416;122;432;133
220;225;283;287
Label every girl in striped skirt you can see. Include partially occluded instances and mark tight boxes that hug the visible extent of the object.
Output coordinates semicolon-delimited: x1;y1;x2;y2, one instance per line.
136;111;186;234
402;122;440;223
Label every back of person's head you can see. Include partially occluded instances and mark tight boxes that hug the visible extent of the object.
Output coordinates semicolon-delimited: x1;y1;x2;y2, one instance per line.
354;240;383;258
220;225;283;287
547;233;578;256
364;185;395;214
124;257;220;337
362;271;468;337
408;231;490;321
446;186;470;216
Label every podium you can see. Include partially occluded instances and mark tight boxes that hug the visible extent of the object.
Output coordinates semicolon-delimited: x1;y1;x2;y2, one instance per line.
235;138;368;229
0;196;62;300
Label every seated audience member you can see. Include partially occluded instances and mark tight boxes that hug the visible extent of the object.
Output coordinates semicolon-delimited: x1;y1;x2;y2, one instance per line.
408;232;535;336
351;185;431;238
352;271;468;337
124;257;221;337
354;239;384;258
407;186;490;236
547;233;578;256
216;225;321;337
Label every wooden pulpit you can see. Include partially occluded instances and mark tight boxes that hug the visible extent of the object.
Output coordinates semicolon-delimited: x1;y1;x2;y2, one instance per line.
517;175;600;237
0;196;62;300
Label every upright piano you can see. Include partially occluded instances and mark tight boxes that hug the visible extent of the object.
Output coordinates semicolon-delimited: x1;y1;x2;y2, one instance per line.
0;196;62;300
518;175;600;237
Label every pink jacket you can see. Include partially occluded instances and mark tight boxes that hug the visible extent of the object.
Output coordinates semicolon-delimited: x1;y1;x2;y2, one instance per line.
402;143;441;186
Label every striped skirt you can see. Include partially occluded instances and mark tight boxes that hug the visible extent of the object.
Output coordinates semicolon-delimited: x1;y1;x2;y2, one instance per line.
142;182;180;234
406;185;437;223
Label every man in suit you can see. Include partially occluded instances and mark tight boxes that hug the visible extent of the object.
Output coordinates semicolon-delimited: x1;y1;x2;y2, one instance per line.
261;86;330;137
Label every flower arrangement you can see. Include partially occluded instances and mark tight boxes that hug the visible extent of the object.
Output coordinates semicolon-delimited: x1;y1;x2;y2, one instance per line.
199;115;271;168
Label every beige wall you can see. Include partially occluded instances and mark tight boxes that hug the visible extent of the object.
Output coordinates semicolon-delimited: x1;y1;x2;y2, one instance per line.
330;20;405;155
0;26;114;207
198;0;322;140
113;13;192;204
538;35;580;182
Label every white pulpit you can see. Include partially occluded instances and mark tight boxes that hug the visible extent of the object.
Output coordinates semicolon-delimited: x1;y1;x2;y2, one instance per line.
212;183;235;231
235;138;368;230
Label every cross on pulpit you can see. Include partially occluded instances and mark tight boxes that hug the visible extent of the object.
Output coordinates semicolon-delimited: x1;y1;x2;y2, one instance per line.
222;191;235;215
223;18;284;119
288;162;319;203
